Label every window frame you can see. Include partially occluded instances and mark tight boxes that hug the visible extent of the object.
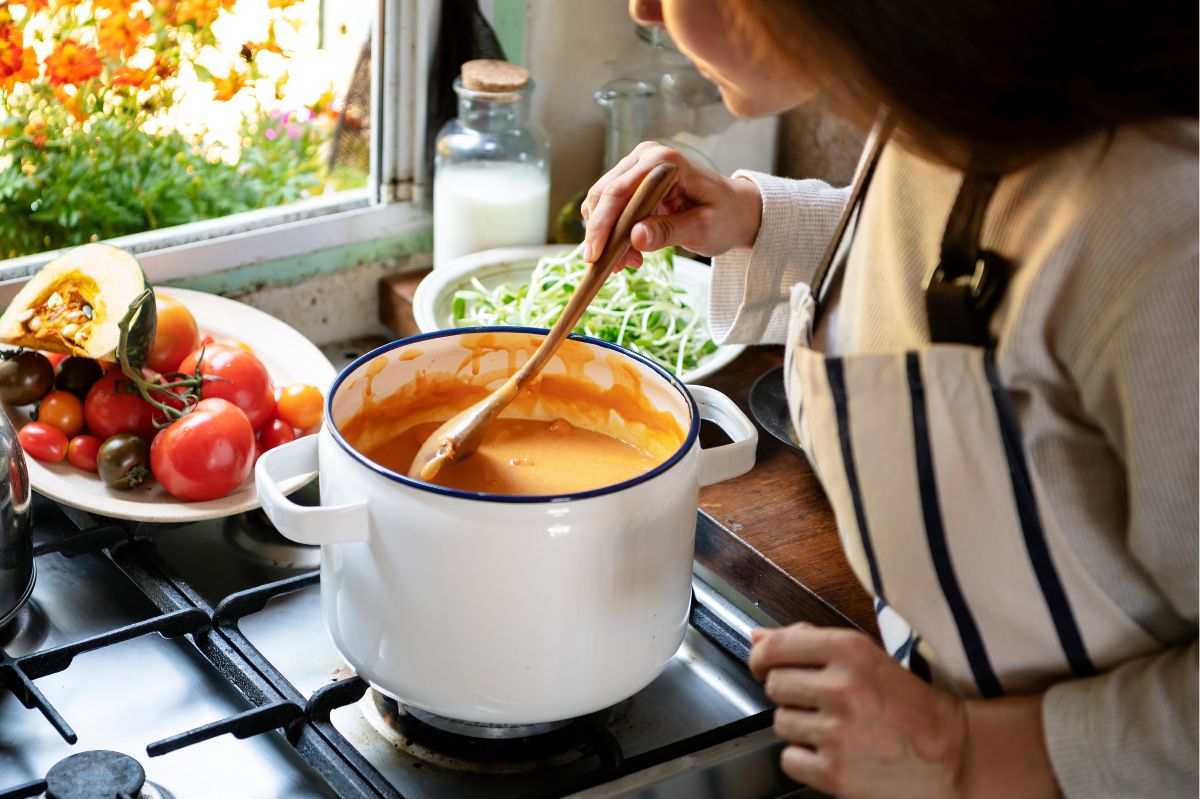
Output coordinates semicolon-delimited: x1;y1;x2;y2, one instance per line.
0;0;436;287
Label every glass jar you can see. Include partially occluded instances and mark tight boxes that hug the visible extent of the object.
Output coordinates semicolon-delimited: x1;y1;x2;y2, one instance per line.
433;60;551;269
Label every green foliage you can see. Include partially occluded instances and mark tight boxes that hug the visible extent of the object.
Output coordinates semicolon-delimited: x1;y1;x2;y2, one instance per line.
0;108;327;260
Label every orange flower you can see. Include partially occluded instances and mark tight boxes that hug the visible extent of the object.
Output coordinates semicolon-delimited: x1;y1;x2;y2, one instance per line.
306;86;339;121
45;39;103;86
242;19;285;60
152;53;177;80
53;85;88;122
111;64;153;89
93;0;133;11
211;67;247;101
24;119;46;149
0;23;38;92
267;0;304;8
15;0;51;12
169;0;226;28
98;11;151;59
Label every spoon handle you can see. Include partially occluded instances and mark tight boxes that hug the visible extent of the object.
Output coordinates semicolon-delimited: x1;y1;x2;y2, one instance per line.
512;162;679;390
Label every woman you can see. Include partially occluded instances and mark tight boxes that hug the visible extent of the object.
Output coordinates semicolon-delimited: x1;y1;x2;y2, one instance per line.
582;2;1197;797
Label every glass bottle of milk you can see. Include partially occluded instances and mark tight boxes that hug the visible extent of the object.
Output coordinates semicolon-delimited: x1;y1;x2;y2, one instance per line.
433;60;551;269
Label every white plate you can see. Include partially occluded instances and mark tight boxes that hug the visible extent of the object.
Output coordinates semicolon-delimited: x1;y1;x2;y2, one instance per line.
10;287;336;523
412;245;744;385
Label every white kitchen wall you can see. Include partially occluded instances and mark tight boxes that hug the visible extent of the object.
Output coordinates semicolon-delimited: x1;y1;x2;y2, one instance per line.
480;2;778;231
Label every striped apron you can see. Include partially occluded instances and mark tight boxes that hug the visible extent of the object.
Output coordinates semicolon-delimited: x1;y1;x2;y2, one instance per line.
784;123;1161;698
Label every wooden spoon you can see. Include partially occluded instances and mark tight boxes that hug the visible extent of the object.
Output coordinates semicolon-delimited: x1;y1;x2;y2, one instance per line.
408;162;679;483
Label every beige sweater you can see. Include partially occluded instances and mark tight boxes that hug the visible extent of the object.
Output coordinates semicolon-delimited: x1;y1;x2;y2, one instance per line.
710;120;1198;798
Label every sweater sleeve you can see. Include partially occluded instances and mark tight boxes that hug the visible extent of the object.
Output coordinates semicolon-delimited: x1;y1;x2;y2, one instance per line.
1042;240;1199;798
708;172;849;345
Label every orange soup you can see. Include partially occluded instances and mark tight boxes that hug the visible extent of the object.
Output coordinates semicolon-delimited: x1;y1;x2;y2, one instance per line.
362;417;658;495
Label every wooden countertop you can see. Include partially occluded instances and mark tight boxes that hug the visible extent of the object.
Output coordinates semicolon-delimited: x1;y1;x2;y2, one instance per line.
696;346;877;636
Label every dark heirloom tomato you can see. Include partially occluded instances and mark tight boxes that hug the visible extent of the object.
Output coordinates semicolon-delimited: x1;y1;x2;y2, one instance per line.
18;422;67;462
55;356;104;399
0;351;55;405
178;344;274;431
150;398;254;501
97;433;149;490
84;370;157;440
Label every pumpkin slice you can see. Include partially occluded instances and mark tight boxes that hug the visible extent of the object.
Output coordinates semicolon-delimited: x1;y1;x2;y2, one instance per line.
0;244;156;367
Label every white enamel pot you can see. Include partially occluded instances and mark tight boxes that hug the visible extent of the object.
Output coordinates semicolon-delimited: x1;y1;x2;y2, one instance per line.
255;327;757;725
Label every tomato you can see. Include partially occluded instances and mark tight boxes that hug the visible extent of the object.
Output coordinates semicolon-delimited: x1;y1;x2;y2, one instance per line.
258;418;296;455
197;332;215;349
150;398;254;501
276;384;323;430
18;422;68;462
0;351;55;405
67;434;102;472
178;345;274;431
38;390;84;437
84;370;157;440
98;433;149;490
43;352;67;369
146;293;201;374
218;338;254;353
55;356;104;399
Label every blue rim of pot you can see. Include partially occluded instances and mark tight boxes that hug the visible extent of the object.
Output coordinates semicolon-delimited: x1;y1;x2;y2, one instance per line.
325;326;701;504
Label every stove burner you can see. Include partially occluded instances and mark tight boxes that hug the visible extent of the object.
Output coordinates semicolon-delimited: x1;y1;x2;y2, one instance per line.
0;598;48;656
360;690;620;775
404;705;571;740
222;509;319;569
45;750;144;799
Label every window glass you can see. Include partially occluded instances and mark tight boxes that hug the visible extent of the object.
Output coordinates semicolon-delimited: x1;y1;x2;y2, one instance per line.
0;0;373;260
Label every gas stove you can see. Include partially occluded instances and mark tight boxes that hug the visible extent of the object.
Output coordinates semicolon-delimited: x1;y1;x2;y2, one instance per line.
0;490;821;798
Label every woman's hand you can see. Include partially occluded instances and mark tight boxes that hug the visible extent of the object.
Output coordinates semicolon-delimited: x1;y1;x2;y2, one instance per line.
580;141;763;268
750;623;967;799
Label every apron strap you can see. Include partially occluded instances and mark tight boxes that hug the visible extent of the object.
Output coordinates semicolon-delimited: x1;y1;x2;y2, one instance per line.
810;113;894;327
924;173;1010;346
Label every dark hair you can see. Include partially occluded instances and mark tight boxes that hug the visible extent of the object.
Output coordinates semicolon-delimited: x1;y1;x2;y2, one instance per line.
737;0;1198;170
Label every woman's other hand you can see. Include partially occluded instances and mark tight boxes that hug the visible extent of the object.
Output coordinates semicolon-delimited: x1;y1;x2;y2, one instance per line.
749;623;967;799
580;141;763;268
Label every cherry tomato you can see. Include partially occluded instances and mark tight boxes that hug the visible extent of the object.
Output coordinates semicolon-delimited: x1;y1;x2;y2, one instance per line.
217;338;254;353
276;384;323;430
178;345;274;431
55;356;104;399
18;422;67;462
150;398;255;501
84;370;157;440
258;418;296;455
146;293;200;374
37;390;84;437
197;332;215;348
67;434;102;472
0;351;55;405
43;352;68;369
98;433;149;490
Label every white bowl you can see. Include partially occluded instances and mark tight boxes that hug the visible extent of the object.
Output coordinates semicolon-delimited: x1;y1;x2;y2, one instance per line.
412;245;744;385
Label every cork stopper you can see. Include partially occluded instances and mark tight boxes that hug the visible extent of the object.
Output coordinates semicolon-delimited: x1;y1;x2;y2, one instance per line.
461;60;530;93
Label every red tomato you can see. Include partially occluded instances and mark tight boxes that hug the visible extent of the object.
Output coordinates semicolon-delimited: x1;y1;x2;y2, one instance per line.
218;338;254;354
276;384;323;430
43;352;67;369
258;418;296;455
84;370;157;440
178;345;274;431
19;422;68;462
150;398;255;501
197;332;215;349
67;434;102;472
147;293;201;374
38;390;84;437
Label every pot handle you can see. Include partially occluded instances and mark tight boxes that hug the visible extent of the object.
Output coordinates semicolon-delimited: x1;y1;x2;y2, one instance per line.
255;435;369;545
687;385;758;487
